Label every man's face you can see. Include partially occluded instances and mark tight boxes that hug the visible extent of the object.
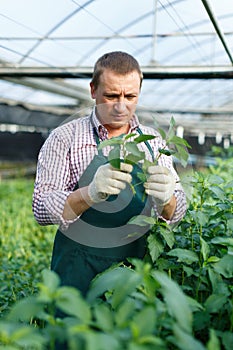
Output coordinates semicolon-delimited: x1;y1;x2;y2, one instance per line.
90;69;141;134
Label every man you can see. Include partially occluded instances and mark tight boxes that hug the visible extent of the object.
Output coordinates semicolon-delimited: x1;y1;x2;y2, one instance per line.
33;51;186;296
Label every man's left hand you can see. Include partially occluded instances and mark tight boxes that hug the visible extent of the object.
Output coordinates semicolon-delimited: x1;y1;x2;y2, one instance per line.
144;165;176;207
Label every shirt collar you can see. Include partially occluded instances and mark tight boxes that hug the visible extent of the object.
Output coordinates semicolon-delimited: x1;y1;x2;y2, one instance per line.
91;107;140;140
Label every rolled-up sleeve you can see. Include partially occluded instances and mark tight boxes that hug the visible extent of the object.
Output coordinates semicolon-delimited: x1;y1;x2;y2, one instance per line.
165;187;187;224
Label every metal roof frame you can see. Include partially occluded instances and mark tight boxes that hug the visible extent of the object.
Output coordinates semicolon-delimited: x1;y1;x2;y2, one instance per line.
0;0;233;142
0;65;233;79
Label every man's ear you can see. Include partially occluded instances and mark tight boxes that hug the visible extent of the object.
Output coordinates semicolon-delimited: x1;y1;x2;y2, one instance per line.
90;82;96;99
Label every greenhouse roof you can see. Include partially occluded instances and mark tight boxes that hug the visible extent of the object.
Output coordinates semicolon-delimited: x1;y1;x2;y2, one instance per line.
0;0;233;138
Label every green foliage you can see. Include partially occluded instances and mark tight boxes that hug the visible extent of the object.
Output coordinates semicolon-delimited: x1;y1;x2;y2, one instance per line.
140;157;233;349
0;142;232;349
99;117;191;194
99;117;190;170
0;179;54;317
0;266;205;350
158;116;191;167
98;133;155;168
207;145;233;159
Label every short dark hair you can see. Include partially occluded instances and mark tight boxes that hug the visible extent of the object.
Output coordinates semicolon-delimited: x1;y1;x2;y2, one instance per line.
91;51;143;89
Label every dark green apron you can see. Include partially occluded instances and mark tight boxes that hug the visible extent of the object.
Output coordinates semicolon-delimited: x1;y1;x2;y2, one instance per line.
51;128;154;296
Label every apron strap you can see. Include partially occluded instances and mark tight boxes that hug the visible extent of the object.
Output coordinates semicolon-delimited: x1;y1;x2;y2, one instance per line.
93;127;100;146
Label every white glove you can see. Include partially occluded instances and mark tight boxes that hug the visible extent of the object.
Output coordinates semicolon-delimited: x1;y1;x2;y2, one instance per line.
144;165;175;207
88;163;133;203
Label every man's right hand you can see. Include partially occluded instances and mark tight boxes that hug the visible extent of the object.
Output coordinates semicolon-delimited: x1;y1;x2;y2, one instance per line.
88;163;133;203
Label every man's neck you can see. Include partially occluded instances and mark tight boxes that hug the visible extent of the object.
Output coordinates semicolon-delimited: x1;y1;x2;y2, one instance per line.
106;123;130;138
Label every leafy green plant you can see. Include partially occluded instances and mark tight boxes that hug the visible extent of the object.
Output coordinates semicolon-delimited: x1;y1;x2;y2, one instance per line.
99;117;190;168
0;159;232;349
98;132;154;169
0;267;210;350
0;179;54;318
0;126;232;349
129;160;233;349
1;253;231;350
98;117;190;196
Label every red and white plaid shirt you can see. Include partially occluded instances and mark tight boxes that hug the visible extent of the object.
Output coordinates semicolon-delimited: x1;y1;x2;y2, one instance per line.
32;111;186;229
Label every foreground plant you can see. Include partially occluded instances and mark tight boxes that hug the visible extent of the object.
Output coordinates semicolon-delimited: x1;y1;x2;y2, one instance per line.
129;159;233;349
0;266;217;350
1;128;232;349
1;162;232;349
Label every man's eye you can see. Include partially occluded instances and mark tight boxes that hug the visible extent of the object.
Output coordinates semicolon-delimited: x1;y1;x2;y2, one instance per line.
126;95;136;100
106;95;117;99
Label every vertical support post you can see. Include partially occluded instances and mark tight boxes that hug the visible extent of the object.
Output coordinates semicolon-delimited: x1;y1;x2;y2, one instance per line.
151;0;158;64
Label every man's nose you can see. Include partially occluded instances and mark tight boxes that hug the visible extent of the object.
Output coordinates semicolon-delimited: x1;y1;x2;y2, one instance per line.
114;97;127;112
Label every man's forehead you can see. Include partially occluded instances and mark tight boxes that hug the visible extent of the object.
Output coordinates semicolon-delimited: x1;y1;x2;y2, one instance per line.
99;69;141;86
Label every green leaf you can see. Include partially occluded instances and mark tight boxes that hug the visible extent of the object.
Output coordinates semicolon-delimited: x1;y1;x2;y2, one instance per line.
213;254;233;278
207;329;221;350
168;135;191;148
11;327;44;348
167;248;199;265
147;234;164;262
174;144;189;167
159;226;175;249
85;332;120;350
207;256;220;263
125;152;145;165
186;296;204;312
222;331;233;350
136;335;166;347
211;237;233;247
55;286;91;322
125;142;145;164
125;141;142;155
154;272;193;333
209;186;225;200
87;266;142;305
98;136;123;150
200;237;210;262
0;322;45;348
124;133;137;140
128;215;155;227
207;268;224;293
158;148;175;156
142;158;155;172
166;117;176;141
93;303;114;331
131;306;156;337
133;134;156;144
207;174;224;185
111;271;142;309
137;172;147;183
128;339;166;350
173;324;206;350
170;116;176;128
115;299;136;327
41;269;60;292
227;218;233;230
108;145;121;169
190;211;208;226
225;180;233;188
7;297;43;322
158;128;166;140
205;294;228;313
37;269;61;303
